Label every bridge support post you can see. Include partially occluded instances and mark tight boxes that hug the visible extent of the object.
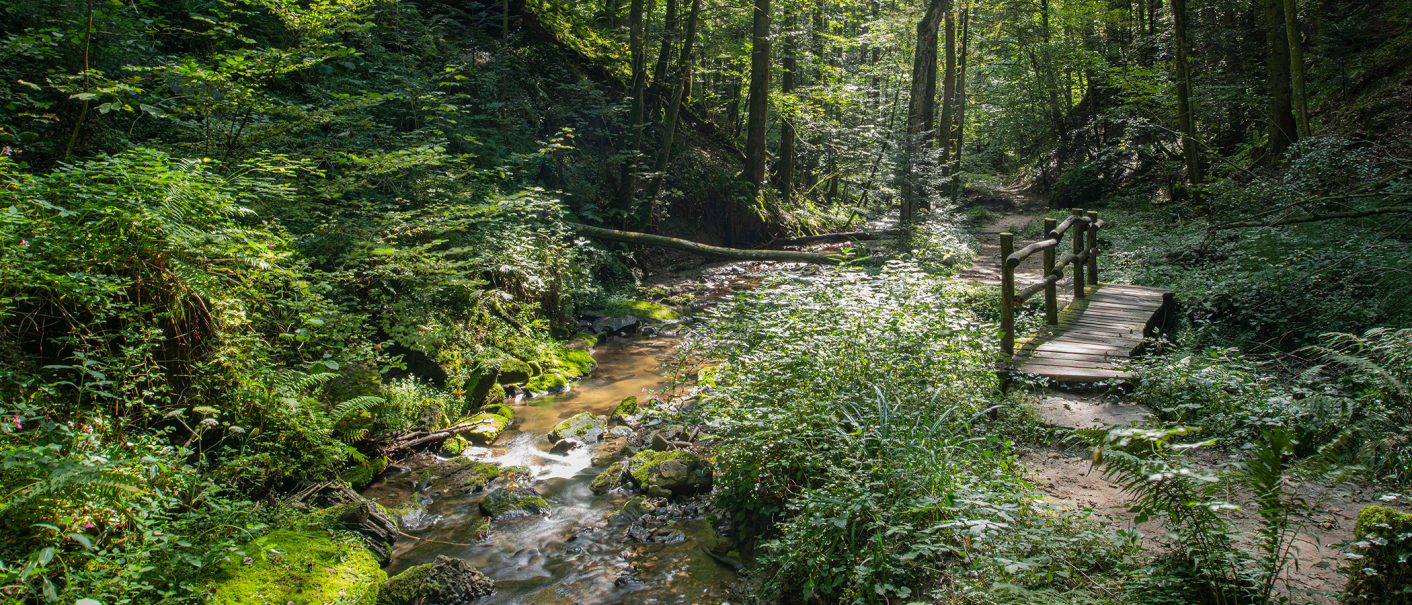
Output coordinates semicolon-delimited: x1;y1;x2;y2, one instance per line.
1000;232;1015;356
1086;210;1100;285
1071;208;1086;299
1043;218;1058;325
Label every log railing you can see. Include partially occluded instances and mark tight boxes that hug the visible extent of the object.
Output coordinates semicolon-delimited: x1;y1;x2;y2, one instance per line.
999;208;1104;355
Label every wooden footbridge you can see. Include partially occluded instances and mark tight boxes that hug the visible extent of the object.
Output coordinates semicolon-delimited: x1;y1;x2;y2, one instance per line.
998;210;1173;384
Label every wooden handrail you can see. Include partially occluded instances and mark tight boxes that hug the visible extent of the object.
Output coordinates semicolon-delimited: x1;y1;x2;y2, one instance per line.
1005;238;1059;268
999;208;1105;356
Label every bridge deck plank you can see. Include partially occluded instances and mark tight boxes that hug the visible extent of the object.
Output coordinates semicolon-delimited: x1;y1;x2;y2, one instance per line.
1012;284;1171;384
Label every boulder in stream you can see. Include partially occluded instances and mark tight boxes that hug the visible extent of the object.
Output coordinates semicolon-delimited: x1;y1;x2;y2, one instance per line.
548;411;606;444
462;411;509;444
378;555;493;605
629;450;713;497
478;487;549;518
591;315;641;335
610;396;639;422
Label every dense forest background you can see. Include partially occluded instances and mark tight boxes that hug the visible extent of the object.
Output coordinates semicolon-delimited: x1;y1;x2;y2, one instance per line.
2;0;1411;603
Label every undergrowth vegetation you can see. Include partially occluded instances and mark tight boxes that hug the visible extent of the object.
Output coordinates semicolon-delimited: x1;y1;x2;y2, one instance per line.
680;250;1131;603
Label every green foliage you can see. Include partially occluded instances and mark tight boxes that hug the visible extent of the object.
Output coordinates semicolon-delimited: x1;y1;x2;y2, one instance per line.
208;529;385;605
684;259;1126;601
1343;505;1412;605
1082;427;1321;605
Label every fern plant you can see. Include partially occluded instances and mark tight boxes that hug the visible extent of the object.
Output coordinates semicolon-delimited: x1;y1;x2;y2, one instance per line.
1300;328;1412;483
1081;426;1316;605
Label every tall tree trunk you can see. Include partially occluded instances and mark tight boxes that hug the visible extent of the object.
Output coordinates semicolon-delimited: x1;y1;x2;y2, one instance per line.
1263;0;1296;165
1283;0;1310;138
744;0;772;187
616;0;650;223
900;0;950;223
950;4;970;201
939;11;956;182
647;0;679;121
1172;0;1201;184
648;0;701;203
775;12;797;197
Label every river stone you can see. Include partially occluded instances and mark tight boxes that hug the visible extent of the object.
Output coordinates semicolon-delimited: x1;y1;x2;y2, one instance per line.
440;435;469;456
548;412;606;444
378;555;493;605
629;451;713;496
591;315;640;335
478;488;549;518
463;412;509;444
550;438;583;455
610;396;640;422
432;458;501;491
591;460;627;494
650;433;671;452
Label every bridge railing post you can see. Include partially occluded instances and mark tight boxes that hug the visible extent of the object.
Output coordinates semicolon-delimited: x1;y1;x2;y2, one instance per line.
1000;232;1015;356
1086;210;1099;286
1071;208;1086;299
1043;218;1058;325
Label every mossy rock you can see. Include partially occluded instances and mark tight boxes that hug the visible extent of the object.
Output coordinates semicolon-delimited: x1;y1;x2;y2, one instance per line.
378;555;493;605
559;349;597;376
479;403;514;420
1344;505;1412;604
419;457;502;491
446;460;502;490
210;530;385;605
440;435;469;456
462;412;509;445
478;488;549;518
628;450;713;496
340;455;389;488
548;412;606;444
525;372;568;394
591;460;626;494
610;396;639;421
601;299;682;321
568;331;599;349
462;370;500;410
416;402;448;433
476;349;533;385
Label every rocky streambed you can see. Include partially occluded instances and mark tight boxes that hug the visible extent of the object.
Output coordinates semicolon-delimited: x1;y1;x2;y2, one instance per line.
360;332;743;604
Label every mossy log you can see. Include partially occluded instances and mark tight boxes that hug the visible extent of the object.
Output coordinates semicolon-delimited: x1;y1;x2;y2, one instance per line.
568;222;844;264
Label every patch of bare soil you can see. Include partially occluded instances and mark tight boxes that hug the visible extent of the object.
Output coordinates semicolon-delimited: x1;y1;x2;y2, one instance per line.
1023;391;1402;603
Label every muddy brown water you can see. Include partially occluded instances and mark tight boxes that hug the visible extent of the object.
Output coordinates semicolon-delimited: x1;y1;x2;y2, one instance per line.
364;334;739;604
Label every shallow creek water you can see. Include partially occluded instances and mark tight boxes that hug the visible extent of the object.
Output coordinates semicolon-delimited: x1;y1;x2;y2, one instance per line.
362;335;738;604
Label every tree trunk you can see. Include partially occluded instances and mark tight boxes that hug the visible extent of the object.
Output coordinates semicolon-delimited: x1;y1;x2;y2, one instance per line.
900;0;950;223
939;11;956;184
1264;0;1296;165
950;4;970;202
648;0;700;203
1172;0;1201;184
744;0;772;187
775;12;797;198
1283;0;1310;138
617;0;650;224
568;223;843;264
647;0;679;121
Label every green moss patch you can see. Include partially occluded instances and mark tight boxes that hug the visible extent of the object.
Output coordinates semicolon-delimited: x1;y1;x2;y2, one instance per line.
439;435;469;456
463;412;509;445
610;396;639;420
340;455;388;488
210;530;385;605
526;372;568;394
478;488;549;518
591;461;626;494
479;403;514;420
601;299;681;321
548;412;605;444
1344;505;1412;604
627;450;700;484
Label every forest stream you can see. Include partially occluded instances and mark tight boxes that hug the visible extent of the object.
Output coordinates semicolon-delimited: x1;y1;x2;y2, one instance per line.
360;322;739;603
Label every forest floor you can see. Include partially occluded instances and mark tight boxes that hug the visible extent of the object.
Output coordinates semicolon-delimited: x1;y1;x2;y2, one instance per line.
957;193;1376;602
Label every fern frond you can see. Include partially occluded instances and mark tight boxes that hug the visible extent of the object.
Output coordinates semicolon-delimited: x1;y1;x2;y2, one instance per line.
330;395;384;424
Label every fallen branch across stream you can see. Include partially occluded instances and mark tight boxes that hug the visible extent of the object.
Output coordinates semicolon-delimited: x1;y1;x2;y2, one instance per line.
761;230;902;249
567;222;844;264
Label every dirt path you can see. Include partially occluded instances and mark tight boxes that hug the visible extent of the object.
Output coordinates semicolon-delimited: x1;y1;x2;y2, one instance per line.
951;189;1378;603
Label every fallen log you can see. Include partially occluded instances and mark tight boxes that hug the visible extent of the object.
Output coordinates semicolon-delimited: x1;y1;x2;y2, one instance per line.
762;230;902;248
567;222;844;265
380;421;478;453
